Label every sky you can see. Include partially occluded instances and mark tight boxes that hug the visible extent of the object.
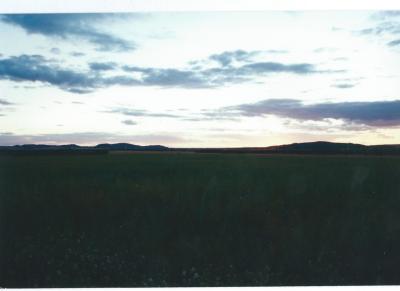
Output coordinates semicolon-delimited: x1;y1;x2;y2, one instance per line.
0;11;400;147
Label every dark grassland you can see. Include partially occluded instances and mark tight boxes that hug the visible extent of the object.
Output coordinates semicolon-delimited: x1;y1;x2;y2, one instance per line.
1;153;400;287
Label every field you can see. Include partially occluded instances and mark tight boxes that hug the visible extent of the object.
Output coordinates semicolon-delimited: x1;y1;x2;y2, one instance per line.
1;152;400;287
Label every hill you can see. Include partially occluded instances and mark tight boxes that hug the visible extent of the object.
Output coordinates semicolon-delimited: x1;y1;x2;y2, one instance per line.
1;141;400;155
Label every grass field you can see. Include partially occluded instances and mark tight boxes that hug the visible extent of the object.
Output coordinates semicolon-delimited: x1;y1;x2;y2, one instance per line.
1;152;400;287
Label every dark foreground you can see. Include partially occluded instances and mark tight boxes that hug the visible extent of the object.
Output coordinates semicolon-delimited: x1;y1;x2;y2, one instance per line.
1;152;400;287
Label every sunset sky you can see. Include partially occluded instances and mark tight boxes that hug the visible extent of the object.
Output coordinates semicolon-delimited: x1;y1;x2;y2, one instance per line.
0;11;400;147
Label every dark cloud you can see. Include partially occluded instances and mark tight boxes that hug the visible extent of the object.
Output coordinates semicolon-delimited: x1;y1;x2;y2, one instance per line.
0;54;139;93
0;51;340;93
225;99;400;127
1;14;135;52
0;131;187;146
0;54;98;93
121;119;137;125
89;62;117;71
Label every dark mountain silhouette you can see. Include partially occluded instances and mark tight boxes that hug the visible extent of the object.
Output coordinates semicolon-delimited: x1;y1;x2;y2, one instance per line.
1;141;400;155
95;143;168;151
264;141;367;154
179;141;400;155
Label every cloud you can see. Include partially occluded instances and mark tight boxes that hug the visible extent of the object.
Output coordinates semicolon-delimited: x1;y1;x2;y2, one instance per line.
0;98;14;105
358;22;400;36
314;47;338;53
89;62;117;71
208;50;260;66
283;118;372;133
358;15;400;49
207;49;288;67
0;51;341;93
123;57;323;88
265;49;288;54
373;11;400;20
0;98;15;116
224;99;400;127
0;131;187;146
0;54;97;93
70;52;85;57
103;107;181;118
238;62;316;74
50;47;61;55
121;119;137;125
388;39;400;46
0;54;139;93
0;14;135;52
331;83;355;89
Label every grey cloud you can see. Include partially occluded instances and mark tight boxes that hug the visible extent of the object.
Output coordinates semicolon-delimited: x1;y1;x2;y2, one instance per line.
239;62;315;74
70;52;85;57
1;14;135;52
265;49;288;54
0;98;15;117
225;99;400;127
388;39;400;46
50;47;61;55
207;50;288;67
358;17;400;48
141;69;206;88
373;11;400;20
0;54;97;92
0;51;341;93
283;118;372;133
89;62;117;71
359;22;400;36
121;119;137;125
0;131;187;146
0;98;14;105
332;83;355;89
209;50;260;67
0;54;139;93
123;59;320;89
104;107;181;118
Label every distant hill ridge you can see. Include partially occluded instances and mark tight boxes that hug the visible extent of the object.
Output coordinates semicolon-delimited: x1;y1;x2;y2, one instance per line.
1;141;400;155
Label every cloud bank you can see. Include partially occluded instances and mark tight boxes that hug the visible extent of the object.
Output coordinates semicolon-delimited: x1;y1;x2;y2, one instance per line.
1;14;135;52
0;50;336;93
225;99;400;127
